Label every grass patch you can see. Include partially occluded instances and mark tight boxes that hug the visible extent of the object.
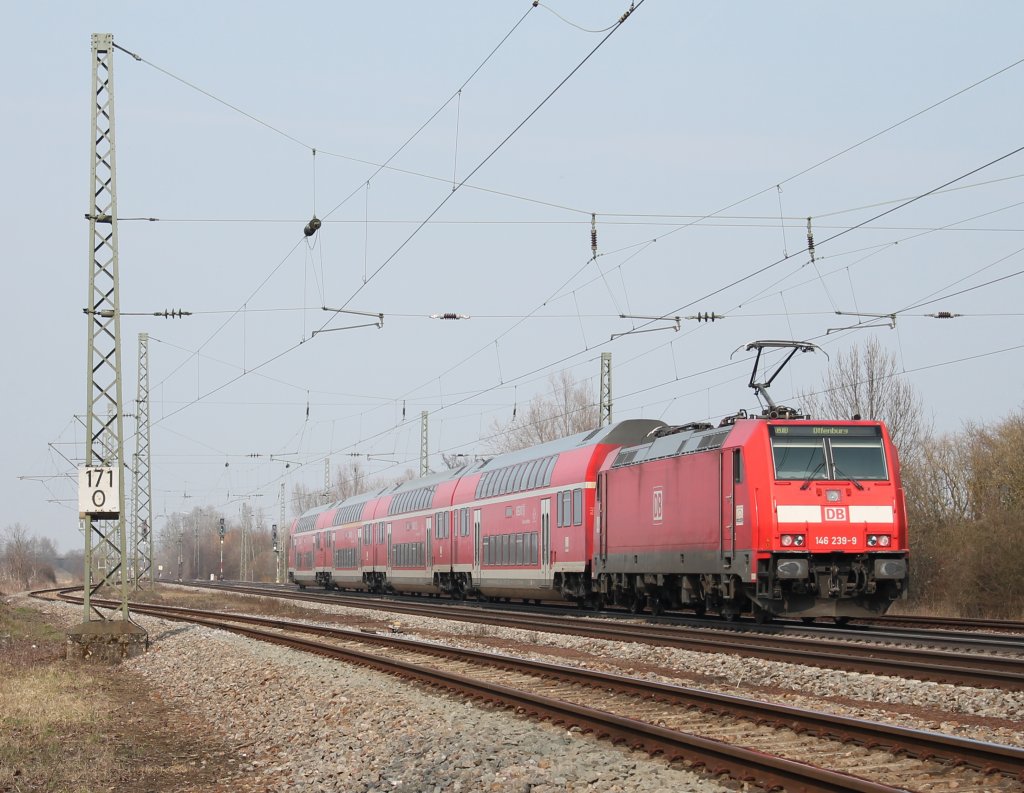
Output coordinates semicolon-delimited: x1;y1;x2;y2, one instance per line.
0;598;240;793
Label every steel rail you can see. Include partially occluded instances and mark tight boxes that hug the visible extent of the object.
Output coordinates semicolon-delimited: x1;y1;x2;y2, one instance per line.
195;582;1024;691
59;593;909;793
49;589;1024;783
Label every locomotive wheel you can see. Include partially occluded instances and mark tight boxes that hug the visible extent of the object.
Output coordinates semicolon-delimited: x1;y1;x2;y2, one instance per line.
833;616;851;626
801;616;815;624
649;597;664;617
753;605;773;625
629;595;645;614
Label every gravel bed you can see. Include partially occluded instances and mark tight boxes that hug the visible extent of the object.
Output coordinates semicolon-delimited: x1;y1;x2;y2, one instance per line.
251;596;1024;747
25;596;732;792
21;592;1024;791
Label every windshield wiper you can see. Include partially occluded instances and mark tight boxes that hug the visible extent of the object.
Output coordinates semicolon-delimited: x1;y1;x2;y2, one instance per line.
833;466;865;490
799;461;826;490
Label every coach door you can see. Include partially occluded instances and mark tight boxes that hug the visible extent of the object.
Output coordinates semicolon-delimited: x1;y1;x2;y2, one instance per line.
540;498;551;579
425;516;432;572
720;450;736;567
472;509;481;582
386;522;393;575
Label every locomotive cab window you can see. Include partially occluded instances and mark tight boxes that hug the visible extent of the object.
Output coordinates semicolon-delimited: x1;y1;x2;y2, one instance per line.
770;425;887;481
830;436;887;480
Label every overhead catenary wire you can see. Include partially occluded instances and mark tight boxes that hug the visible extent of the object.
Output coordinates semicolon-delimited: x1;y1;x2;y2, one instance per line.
77;35;1024;522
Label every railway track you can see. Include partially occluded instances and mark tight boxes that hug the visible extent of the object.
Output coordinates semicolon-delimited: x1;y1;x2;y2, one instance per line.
190;581;1024;691
42;589;1024;792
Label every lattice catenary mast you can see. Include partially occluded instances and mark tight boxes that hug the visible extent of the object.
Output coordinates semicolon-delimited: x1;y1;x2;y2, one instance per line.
599;352;612;427
70;33;147;658
132;332;153;587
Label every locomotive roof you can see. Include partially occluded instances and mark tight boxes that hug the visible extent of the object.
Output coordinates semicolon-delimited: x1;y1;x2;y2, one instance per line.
611;422;734;468
476;418;665;473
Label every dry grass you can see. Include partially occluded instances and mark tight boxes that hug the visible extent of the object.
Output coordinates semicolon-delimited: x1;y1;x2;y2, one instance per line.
0;599;243;793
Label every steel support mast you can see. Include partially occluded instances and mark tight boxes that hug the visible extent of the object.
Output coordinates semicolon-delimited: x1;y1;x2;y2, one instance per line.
81;33;131;622
132;332;153;587
599;352;612;427
420;410;430;477
68;34;147;659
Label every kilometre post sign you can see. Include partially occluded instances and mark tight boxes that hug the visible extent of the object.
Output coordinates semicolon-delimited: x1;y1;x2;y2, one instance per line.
78;466;119;517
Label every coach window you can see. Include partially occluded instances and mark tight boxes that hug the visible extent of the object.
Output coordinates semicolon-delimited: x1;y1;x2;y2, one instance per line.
572;488;583;526
510;464;524;493
543;456;557;486
461;507;470;536
562;490;572;527
556;491;563;527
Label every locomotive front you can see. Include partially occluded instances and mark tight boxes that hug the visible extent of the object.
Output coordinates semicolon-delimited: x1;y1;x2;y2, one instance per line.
753;420;909;620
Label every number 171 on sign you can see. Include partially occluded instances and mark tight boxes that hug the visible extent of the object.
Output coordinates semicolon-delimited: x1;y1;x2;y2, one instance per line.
78;466;120;517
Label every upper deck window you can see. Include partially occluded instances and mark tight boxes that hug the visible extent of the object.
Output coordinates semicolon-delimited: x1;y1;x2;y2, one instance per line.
770;425;888;482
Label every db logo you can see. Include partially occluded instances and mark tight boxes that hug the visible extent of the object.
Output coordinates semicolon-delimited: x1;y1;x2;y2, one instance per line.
652;488;664;523
824;506;847;521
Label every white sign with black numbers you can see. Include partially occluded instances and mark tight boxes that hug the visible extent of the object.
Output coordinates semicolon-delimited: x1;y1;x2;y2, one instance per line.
78;466;120;517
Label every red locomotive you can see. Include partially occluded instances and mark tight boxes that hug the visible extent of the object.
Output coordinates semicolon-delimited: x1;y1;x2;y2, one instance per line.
289;342;909;622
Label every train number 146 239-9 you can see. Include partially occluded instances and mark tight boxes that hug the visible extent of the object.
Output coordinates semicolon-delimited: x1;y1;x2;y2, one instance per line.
814;535;858;546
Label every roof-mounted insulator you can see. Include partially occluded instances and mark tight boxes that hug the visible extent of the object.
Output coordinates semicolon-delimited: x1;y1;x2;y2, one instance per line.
806;217;816;264
430;312;471;320
591;213;598;259
928;311;961;319
691;312;722;323
304;216;322;237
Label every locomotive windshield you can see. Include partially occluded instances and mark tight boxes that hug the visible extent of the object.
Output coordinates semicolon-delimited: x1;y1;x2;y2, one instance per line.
770;425;888;481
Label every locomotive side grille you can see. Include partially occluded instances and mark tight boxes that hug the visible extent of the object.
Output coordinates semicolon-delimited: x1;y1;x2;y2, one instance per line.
612;449;639;468
697;429;731;450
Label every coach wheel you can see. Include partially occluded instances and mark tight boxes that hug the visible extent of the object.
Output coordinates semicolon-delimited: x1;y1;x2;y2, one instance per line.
629;595;644;614
649;596;664;617
692;602;706;617
801;616;815;625
298;584;307;590
833;616;851;626
589;594;604;612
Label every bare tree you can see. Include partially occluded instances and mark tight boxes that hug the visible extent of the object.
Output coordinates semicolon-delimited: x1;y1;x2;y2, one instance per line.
485;371;599;455
0;524;57;590
291;481;323;515
1;523;35;589
800;337;929;458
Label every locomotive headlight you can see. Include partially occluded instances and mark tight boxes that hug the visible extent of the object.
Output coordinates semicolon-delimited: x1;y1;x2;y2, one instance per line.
780;534;805;547
867;535;878;547
781;534;794;547
793;534;805;547
826;489;841;502
878;534;891;547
